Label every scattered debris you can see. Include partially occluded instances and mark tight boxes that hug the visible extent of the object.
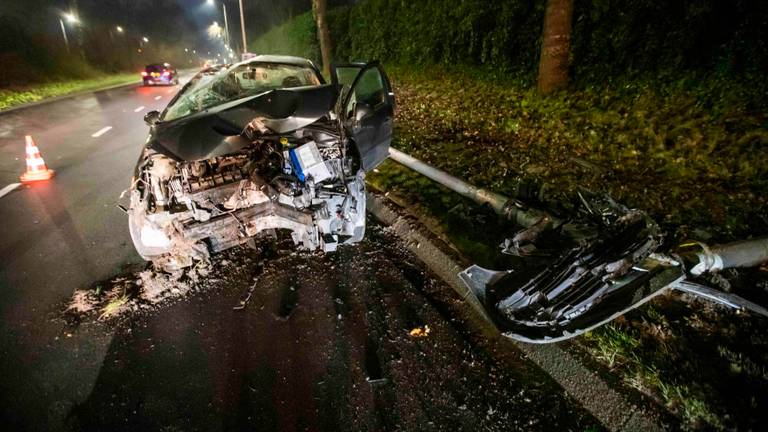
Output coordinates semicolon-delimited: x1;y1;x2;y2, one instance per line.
233;260;265;310
409;325;431;338
99;291;129;320
63;245;262;324
66;290;95;314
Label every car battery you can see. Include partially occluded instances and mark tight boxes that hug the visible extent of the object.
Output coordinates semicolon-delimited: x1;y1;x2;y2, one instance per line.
289;141;332;183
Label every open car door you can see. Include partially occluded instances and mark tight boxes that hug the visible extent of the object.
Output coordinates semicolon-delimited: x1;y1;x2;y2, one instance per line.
332;62;395;171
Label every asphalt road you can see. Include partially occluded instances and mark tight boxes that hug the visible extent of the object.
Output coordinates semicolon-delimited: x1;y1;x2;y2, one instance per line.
0;76;189;429
0;77;599;431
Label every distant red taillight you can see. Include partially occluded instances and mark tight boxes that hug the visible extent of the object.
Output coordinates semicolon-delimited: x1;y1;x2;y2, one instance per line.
141;71;148;76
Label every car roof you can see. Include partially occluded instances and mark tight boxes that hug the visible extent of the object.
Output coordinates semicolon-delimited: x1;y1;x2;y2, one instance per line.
232;55;315;69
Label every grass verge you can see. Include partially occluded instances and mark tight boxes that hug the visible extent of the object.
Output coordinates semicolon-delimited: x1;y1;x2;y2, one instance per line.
0;73;139;110
368;64;768;430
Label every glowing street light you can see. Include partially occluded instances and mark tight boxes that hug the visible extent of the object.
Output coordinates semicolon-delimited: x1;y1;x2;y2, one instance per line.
204;0;245;54
142;36;149;43
205;0;231;47
59;13;79;54
116;26;124;33
207;21;223;39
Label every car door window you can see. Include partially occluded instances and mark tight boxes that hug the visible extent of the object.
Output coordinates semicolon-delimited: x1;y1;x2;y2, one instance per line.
335;66;362;89
345;67;386;118
333;65;363;113
332;63;394;171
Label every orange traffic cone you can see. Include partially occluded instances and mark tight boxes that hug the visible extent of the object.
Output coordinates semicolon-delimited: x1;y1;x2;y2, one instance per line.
20;135;55;183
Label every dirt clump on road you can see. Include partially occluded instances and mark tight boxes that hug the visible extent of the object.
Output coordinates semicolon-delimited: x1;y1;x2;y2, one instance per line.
63;247;258;323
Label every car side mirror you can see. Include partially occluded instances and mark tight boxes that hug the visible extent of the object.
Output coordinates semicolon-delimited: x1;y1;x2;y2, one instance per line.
354;102;373;122
144;110;160;126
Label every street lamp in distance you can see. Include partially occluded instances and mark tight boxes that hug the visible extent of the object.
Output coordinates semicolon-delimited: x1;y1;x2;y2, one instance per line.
116;26;124;33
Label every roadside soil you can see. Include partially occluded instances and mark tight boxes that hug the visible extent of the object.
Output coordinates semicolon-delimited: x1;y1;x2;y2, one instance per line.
62;221;602;431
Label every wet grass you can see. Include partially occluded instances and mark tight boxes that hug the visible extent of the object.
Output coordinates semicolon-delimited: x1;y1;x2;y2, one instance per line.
369;65;768;430
374;65;768;244
0;73;139;110
583;320;723;429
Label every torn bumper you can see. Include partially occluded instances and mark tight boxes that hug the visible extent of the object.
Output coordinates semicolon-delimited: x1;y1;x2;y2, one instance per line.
182;201;317;252
460;257;684;343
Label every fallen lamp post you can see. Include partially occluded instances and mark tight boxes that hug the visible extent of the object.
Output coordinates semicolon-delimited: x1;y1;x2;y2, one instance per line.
387;147;768;343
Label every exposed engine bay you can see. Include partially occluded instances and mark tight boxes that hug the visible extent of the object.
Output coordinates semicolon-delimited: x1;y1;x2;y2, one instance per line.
129;119;366;271
127;56;395;270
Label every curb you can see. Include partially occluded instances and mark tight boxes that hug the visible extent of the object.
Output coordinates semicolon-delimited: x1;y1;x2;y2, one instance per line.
367;191;669;432
0;68;196;115
0;80;141;115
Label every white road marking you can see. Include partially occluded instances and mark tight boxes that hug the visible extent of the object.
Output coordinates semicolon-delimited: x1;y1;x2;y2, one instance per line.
134;106;145;112
0;183;21;199
91;126;113;138
154;96;162;100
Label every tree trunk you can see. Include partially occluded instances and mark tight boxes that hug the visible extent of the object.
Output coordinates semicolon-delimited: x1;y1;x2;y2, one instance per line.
537;0;575;94
312;0;333;77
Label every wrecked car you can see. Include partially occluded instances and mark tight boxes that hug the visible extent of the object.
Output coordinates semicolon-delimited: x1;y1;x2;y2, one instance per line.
127;55;395;270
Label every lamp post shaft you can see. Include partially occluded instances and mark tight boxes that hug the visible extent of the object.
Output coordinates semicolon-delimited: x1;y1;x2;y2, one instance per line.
222;3;230;47
238;0;247;54
59;19;70;53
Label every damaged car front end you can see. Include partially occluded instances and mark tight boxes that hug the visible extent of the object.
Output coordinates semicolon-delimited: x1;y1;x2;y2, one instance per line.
128;56;395;270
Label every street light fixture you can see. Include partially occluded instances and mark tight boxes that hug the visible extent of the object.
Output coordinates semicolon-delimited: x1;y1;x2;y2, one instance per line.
204;0;245;55
64;13;78;24
116;26;124;33
142;36;149;43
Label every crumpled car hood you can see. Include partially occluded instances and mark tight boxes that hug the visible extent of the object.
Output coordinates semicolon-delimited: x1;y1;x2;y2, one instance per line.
148;84;336;161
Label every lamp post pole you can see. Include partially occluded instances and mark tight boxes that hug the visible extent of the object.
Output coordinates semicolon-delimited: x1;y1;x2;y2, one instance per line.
59;19;70;53
222;3;230;47
238;0;247;54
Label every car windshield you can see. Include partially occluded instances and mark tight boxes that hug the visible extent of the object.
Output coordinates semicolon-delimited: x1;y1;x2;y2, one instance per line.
162;62;322;122
146;63;170;72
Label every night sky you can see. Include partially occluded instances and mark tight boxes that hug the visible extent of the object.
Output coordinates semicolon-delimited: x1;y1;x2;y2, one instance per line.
0;0;317;54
